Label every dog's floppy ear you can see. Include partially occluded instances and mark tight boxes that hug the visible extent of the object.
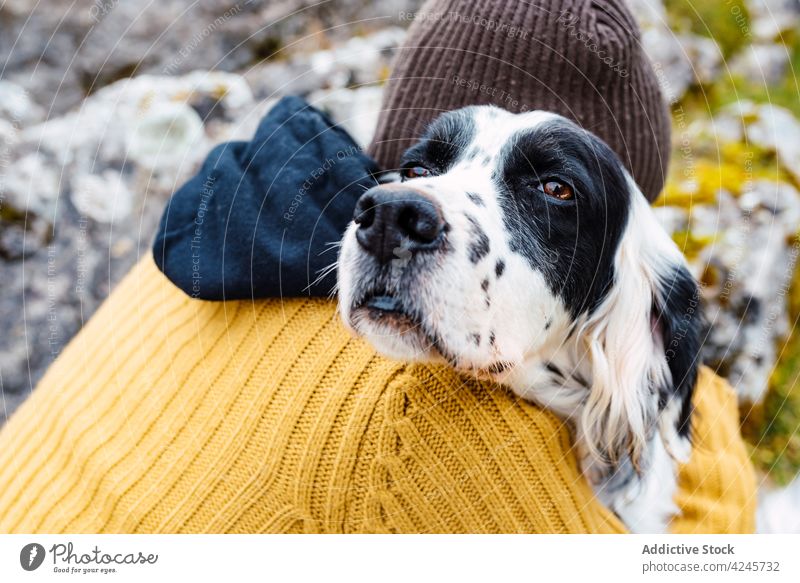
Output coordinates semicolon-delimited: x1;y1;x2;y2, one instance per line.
578;184;701;474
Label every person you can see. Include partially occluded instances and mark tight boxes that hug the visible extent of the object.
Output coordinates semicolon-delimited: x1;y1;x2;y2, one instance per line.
0;0;756;533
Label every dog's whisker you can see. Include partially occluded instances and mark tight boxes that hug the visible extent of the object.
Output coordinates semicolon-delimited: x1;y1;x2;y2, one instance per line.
303;261;339;293
318;241;343;256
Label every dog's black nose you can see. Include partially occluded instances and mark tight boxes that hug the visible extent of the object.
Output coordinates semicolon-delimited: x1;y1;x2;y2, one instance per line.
353;186;444;264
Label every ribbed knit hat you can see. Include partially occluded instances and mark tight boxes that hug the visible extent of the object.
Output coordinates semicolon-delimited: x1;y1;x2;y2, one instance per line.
368;0;671;202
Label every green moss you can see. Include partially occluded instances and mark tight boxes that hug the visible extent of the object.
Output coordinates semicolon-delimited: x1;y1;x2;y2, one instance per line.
664;0;751;57
665;0;800;121
674;29;800;120
658;140;787;210
717;55;800;121
671;229;714;260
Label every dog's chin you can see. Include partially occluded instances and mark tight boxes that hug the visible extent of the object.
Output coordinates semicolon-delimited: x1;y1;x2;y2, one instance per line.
347;293;439;363
345;292;516;378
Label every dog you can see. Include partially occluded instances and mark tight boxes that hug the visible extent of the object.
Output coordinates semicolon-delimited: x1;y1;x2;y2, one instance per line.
336;105;701;533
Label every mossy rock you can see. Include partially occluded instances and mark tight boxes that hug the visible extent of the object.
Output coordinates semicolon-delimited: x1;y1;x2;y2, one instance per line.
741;248;800;485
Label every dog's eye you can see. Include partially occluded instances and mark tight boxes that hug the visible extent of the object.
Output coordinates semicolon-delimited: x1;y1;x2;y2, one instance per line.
402;166;431;180
539;180;574;201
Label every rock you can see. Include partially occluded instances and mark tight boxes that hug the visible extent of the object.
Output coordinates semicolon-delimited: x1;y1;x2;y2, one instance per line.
758;474;800;532
308;28;405;89
748;0;800;42
745;104;800;183
0;119;18;173
2;153;61;219
631;0;724;100
641;28;722;103
626;0;669;28
687;195;733;241
0;327;32;399
709;112;746;144
642;27;693;103
630;0;723;101
245;27;405;102
70;171;133;223
746;179;800;225
0;0;421;117
683;181;800;402
0;0;91;116
308;86;384;148
244;60;328;102
18;71;252;194
730;43;790;85
681;35;723;85
0;71;257;420
127;102;206;170
0;189;164;422
0;80;45;127
680;111;746;146
756;477;800;534
651;205;689;234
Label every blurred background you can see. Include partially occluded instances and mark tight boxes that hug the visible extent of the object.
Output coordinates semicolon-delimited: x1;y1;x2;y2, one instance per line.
1;0;800;530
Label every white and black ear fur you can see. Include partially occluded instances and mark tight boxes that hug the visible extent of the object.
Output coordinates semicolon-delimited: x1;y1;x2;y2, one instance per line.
578;179;701;477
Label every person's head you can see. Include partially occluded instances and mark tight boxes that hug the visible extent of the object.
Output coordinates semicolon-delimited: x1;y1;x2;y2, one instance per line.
369;0;671;202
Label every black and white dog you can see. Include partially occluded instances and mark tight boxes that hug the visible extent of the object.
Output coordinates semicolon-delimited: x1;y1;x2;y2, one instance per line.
337;106;701;533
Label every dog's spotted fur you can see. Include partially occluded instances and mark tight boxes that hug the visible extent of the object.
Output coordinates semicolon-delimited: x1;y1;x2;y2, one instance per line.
337;106;702;533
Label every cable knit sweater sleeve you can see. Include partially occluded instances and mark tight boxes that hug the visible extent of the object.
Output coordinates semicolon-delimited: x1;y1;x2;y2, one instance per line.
0;255;754;533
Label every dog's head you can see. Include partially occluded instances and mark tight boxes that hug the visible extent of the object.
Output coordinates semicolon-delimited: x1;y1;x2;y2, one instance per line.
338;106;700;468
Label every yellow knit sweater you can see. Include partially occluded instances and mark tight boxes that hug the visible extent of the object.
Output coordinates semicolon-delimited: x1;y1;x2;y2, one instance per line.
0;256;756;533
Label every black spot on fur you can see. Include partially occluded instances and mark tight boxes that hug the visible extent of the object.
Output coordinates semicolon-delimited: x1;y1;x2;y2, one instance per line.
466;215;490;264
481;278;491;308
471;333;481;346
545;362;563;377
486;361;511;374
489;331;496;346
544;318;552;330
494;259;505;278
466;192;485;206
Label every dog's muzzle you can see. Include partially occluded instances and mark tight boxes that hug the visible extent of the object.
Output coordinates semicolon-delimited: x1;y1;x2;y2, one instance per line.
341;184;449;356
353;185;445;265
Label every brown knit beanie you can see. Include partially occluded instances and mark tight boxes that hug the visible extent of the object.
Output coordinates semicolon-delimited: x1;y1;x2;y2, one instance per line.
368;0;671;202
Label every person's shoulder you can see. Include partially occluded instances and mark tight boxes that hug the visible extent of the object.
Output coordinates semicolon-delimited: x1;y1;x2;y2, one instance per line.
360;363;625;533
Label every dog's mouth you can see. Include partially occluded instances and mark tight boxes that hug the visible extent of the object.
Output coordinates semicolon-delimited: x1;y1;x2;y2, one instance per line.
357;292;419;329
349;287;440;357
349;287;514;377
